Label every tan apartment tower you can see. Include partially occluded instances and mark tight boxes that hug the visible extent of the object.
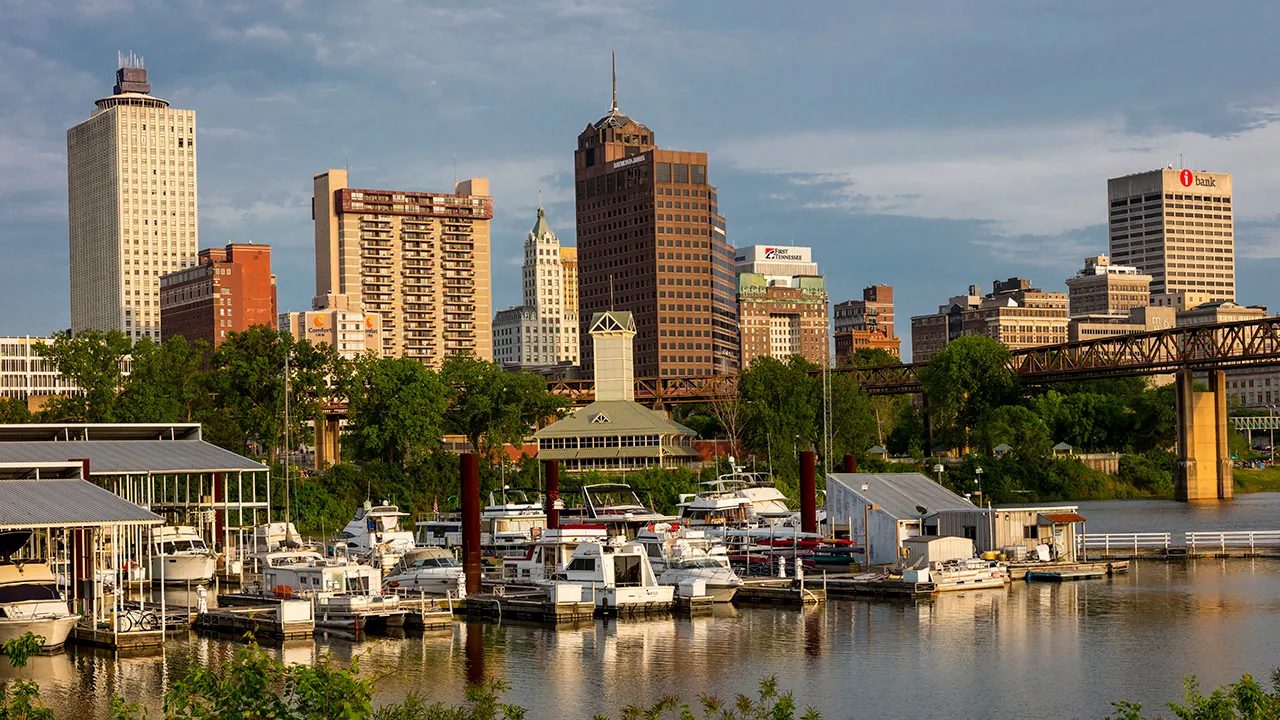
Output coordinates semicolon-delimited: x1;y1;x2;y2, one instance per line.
312;169;493;365
67;56;198;340
1108;168;1234;306
574;60;738;378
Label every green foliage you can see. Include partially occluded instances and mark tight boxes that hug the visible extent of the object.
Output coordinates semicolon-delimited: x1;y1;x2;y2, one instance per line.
35;329;132;422
117;336;210;423
919;336;1016;450
828;372;877;458
598;676;820;720
740;356;818;462
440;355;568;458
0;633;52;720
1109;669;1280;720
0;634;43;670
971;405;1051;458
0;398;31;424
1117;451;1176;496
343;357;447;466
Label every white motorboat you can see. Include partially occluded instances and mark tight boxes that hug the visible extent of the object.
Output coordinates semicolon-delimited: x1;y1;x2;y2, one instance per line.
503;526;609;584
383;548;465;597
340;501;416;571
258;549;404;629
903;558;1010;592
149;526;216;584
560;484;670;537
635;524;741;602
558;537;674;613
679;468;794;530
483;489;547;557
415;517;462;549
252;521;304;553
0;563;80;650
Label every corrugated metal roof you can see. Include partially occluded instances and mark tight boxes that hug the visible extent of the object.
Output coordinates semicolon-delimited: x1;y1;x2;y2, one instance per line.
0;479;161;528
0;441;265;474
827;473;976;520
1039;512;1087;524
0;423;202;442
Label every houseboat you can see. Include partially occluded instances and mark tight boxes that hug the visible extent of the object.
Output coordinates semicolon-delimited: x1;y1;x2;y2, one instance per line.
149;526;216;584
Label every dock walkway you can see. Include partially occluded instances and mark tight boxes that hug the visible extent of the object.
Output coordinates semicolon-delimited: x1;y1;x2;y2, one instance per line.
1081;531;1280;559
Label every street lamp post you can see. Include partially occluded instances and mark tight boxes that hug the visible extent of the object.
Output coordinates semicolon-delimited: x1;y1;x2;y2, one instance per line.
933;463;945;487
974;467;984;505
1269;405;1277;465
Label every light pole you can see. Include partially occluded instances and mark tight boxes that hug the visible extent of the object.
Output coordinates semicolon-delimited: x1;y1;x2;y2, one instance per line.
933;463;945;487
1269;405;1277;465
974;467;984;505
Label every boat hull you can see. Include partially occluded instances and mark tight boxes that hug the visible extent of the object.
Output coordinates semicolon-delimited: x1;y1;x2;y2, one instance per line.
384;573;464;596
150;553;216;584
0;615;79;650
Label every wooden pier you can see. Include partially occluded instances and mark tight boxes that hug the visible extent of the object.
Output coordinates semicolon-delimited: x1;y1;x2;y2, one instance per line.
71;626;170;651
463;589;596;624
1009;560;1128;581
824;575;936;600
195;600;314;641
735;579;825;607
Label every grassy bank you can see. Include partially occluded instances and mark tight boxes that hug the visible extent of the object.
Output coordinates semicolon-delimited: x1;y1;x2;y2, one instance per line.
1234;465;1280;493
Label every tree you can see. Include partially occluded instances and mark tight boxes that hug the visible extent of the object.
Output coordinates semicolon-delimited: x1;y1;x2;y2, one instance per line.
343;356;447;466
919;336;1017;451
972;405;1051;458
704;377;746;456
440;355;567;459
827;372;877;460
0;399;31;425
116;336;210;423
739;356;818;466
34;330;132;422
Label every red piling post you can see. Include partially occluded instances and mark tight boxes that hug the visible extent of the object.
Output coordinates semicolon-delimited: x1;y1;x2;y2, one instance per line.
800;450;817;535
544;459;560;530
460;453;482;595
843;454;857;473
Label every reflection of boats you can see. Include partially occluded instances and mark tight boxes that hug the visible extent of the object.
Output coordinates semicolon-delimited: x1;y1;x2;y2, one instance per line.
0;531;80;650
383;548;465;597
339;501;416;571
634;524;741;602
258;550;404;629
149;526;216;584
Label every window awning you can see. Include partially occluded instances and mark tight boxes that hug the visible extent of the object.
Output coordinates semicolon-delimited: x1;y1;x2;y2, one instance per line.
1038;512;1087;524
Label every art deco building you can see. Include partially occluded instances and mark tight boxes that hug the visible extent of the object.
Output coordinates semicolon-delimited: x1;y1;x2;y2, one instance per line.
493;207;580;370
834;285;899;359
67;57;198;340
734;245;828;367
159;243;276;347
574;67;737;378
1108;168;1235;304
312;169;492;365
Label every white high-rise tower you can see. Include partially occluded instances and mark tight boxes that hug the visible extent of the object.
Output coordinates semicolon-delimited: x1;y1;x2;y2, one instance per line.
492;206;579;369
67;55;198;339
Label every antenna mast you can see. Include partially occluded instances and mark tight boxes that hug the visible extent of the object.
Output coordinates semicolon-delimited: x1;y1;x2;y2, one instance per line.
611;50;618;112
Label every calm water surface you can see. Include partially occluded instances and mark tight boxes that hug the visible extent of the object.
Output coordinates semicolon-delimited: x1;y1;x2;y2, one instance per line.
13;496;1280;719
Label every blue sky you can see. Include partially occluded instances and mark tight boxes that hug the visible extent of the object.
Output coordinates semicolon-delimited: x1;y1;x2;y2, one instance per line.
4;1;1280;358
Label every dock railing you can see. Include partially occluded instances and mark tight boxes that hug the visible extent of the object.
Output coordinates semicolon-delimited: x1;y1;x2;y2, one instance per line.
1078;533;1172;556
1186;530;1280;555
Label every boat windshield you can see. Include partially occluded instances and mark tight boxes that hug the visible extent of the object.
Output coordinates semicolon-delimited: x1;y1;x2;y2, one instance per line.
0;583;61;602
160;540;207;554
673;557;723;569
411;557;459;569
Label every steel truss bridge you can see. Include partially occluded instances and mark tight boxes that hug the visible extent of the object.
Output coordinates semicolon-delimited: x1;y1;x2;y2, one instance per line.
550;316;1280;405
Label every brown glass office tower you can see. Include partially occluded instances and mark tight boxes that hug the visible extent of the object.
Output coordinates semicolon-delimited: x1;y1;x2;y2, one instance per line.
574;76;738;378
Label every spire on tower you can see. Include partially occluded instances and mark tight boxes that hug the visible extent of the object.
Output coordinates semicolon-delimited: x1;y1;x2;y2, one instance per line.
611;50;617;112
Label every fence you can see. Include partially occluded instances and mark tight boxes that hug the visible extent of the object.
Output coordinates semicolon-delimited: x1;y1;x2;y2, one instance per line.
1079;530;1280;557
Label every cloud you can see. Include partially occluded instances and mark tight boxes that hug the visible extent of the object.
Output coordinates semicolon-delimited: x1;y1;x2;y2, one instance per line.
717;110;1280;238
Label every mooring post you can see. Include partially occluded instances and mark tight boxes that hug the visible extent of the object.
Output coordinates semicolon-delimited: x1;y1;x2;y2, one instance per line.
461;453;482;595
544;459;560;529
800;450;818;534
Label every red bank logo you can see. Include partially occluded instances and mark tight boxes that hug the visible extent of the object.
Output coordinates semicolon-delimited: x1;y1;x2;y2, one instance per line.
1179;169;1194;187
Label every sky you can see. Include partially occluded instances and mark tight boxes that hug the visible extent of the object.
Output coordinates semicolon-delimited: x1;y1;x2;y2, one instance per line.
4;1;1280;359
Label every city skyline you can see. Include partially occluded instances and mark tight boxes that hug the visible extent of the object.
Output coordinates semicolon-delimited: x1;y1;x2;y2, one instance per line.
5;3;1280;359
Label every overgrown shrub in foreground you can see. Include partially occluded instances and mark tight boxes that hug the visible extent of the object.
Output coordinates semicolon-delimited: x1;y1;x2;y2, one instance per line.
1109;669;1280;719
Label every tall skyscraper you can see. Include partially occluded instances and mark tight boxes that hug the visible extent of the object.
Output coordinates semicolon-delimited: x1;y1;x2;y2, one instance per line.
733;245;829;367
67;56;198;340
493;206;580;370
312;169;493;365
1108;168;1235;306
159;243;277;347
574;59;737;378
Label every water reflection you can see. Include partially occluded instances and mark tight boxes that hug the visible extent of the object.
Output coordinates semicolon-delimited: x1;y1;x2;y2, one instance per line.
10;559;1280;718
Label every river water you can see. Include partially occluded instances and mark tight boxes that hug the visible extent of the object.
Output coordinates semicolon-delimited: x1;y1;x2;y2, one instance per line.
12;496;1280;719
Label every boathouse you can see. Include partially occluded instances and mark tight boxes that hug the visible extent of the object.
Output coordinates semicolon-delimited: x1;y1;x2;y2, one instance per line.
826;472;978;565
935;505;1085;562
535;312;699;472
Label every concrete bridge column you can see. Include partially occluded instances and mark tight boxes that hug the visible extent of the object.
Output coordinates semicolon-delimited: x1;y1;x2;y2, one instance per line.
1175;368;1233;501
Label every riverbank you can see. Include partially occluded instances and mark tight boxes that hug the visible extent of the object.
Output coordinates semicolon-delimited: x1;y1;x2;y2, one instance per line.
1234;467;1280;494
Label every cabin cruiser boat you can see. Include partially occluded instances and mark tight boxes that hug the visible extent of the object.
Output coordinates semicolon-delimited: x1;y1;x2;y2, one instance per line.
635;524;742;602
415;517;462;549
502;526;609;584
679;468;794;530
557;537;675;613
253;521;304;553
259;550;404;629
382;548;465;597
0;531;80;650
340;501;416;572
482;489;547;557
903;558;1009;591
559;484;670;537
149;526;216;584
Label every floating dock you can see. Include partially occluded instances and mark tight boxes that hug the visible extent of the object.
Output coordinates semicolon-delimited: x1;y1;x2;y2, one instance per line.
1008;560;1128;581
734;579;825;607
195;600;314;640
463;588;596;624
1024;568;1107;582
824;575;936;600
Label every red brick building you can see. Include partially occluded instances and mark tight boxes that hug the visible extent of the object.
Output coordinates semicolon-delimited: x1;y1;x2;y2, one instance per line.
160;243;277;347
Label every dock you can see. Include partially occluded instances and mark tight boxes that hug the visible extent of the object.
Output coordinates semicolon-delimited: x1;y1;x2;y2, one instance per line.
463;588;596;624
734;578;825;607
71;626;170;651
1008;560;1128;581
824;575;936;599
195;599;314;640
1024;567;1107;582
1081;531;1280;559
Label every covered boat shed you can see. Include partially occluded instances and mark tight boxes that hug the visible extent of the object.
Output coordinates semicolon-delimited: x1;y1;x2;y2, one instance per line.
0;460;164;648
827;472;979;566
0;423;270;573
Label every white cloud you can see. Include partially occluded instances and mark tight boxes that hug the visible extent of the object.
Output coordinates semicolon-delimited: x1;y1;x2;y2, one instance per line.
717;110;1280;239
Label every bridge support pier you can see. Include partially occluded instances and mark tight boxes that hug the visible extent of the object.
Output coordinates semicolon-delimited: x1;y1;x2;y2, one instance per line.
1175;369;1233;501
314;415;342;470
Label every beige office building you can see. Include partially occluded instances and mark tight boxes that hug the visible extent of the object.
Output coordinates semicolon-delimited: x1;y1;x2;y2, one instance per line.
911;279;1067;362
279;309;382;360
67;59;198;340
492;207;580;369
312;169;493;365
1065;255;1152;319
1108;168;1234;303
